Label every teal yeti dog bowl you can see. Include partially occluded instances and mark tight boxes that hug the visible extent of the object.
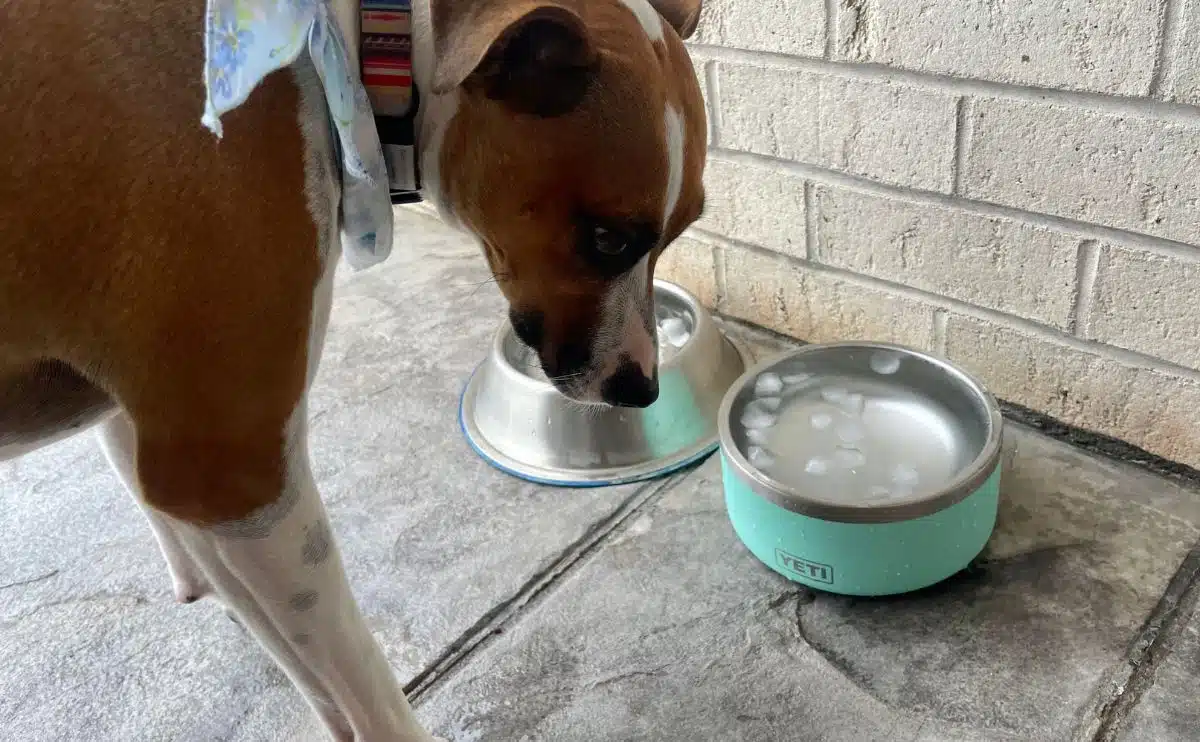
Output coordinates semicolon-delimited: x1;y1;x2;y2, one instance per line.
718;342;1003;596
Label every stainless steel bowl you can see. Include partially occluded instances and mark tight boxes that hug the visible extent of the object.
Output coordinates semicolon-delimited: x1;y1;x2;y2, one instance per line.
718;342;1004;523
459;280;748;486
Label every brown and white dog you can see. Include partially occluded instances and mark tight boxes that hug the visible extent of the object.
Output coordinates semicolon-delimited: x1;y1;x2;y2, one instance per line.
0;0;706;739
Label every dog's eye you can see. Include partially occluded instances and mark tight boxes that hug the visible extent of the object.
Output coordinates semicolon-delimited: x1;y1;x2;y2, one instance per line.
593;226;628;255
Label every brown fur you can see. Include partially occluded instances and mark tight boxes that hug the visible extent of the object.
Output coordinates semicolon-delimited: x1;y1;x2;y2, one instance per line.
437;0;708;368
0;0;318;524
0;0;705;519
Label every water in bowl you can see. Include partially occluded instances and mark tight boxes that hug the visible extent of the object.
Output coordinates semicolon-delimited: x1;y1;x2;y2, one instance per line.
737;358;962;505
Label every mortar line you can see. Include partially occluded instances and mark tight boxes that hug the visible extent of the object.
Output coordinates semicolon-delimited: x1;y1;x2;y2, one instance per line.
1083;545;1200;741
823;0;837;59
689;228;1200;384
710;148;1200;262
1069;240;1102;337
685;43;1200;124
1150;0;1185;99
952;96;974;196
405;471;692;703
803;181;819;262
704;60;723;147
712;243;729;311
932;309;949;356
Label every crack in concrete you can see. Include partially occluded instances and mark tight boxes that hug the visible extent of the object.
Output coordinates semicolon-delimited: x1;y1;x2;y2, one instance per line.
405;471;693;704
792;593;893;709
0;590;149;629
0;568;59;592
584;663;674;691
1083;544;1200;741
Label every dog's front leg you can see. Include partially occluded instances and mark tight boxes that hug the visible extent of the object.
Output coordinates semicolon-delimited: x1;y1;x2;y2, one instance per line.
105;408;439;742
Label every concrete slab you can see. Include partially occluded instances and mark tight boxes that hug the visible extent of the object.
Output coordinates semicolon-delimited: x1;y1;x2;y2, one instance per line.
418;426;1200;742
1119;599;1200;742
5;208;1200;742
0;209;644;740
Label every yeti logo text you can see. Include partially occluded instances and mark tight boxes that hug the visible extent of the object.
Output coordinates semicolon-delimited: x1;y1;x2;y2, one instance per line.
775;549;834;585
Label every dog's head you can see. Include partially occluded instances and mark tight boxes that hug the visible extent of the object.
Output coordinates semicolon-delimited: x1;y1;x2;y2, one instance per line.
420;0;707;407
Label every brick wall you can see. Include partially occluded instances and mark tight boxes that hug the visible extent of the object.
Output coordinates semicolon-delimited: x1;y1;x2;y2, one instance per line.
660;0;1200;468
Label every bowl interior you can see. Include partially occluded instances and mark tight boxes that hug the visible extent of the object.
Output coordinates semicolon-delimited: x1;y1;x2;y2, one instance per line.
499;282;702;387
725;344;997;508
462;281;748;486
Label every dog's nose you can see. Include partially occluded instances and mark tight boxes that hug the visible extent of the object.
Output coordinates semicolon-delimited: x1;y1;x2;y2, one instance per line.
600;360;659;408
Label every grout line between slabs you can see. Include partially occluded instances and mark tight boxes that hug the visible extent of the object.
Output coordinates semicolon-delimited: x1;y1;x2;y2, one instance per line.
406;471;694;703
1079;544;1200;741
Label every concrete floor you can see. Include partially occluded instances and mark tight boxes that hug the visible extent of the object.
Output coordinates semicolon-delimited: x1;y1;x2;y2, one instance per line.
3;209;1199;742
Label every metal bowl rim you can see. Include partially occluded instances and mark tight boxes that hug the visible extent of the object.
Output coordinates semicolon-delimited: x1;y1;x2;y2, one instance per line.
490;278;714;393
717;341;1004;524
462;334;750;487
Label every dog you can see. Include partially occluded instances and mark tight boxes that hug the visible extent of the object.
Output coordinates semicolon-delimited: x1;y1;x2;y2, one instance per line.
0;0;707;739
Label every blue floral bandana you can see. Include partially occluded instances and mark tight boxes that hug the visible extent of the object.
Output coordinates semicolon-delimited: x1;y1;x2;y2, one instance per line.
201;0;394;270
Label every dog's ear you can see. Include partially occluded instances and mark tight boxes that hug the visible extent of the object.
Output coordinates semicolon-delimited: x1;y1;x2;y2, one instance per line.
430;1;595;116
647;0;703;39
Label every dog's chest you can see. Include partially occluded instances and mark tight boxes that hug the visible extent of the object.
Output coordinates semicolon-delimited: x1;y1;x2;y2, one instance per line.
0;360;114;461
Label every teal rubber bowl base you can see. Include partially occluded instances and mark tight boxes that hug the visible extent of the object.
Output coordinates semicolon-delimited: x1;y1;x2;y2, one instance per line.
722;454;1001;597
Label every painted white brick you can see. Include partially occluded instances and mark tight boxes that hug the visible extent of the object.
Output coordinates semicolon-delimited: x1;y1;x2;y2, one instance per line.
692;0;826;58
717;64;820;164
1087;246;1200;370
656;235;719;308
963;98;1200;245
721;246;937;349
719;64;958;192
685;49;714;145
833;0;1165;97
814;187;1080;329
945;316;1200;468
1161;0;1200;105
696;159;806;259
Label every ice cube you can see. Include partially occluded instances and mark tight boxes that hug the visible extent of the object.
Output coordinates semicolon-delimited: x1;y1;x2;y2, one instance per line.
782;372;812;386
891;463;919;486
821;386;848;405
810;412;834;430
754;372;784;396
805;457;830;476
747;446;775;469
745;427;769;445
840;392;865;416
867;485;892;500
658;317;690;348
834;447;866;469
836;420;865;444
741;401;777;429
756;396;782;412
870;351;902;375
